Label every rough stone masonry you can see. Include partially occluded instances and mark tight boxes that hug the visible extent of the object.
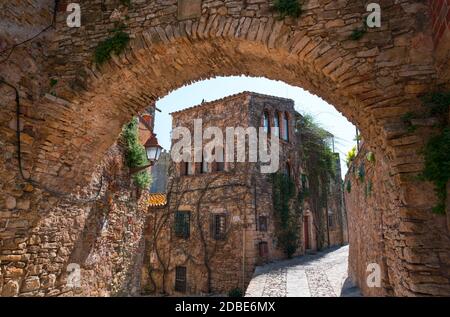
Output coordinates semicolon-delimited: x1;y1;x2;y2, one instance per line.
0;0;449;296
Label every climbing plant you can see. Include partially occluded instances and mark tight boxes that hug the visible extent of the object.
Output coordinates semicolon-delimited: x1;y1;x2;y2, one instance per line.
273;0;302;19
422;126;450;214
349;27;367;40
122;118;152;189
421;91;450;214
349;18;368;41
401;111;418;133
358;163;365;183
346;146;357;167
94;24;130;65
366;151;376;163
296;114;336;249
346;180;352;193
272;172;298;258
120;0;131;7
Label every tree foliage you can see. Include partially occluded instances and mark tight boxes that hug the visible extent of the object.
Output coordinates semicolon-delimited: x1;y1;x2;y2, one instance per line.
296;114;337;249
94;25;130;65
421;91;450;214
346;146;357;167
122;118;152;189
422;126;450;214
272;173;298;258
273;0;302;19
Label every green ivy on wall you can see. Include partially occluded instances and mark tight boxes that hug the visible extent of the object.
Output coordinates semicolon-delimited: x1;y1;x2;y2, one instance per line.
422;126;450;214
120;0;131;7
94;24;130;65
349;27;367;41
366;151;375;163
122;118;152;189
273;0;302;19
358;163;365;183
272;173;299;258
421;91;450;214
296;114;336;250
346;180;352;193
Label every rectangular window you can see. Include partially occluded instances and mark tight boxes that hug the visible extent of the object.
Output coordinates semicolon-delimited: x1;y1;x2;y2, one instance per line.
175;266;187;293
212;214;227;240
259;241;269;257
328;213;335;228
259;216;268;232
175;211;190;239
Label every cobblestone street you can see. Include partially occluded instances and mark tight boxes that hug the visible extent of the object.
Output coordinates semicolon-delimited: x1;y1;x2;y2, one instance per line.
245;245;361;297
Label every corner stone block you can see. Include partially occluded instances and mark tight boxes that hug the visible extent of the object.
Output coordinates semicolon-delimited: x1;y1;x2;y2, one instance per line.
2;280;19;297
178;0;202;20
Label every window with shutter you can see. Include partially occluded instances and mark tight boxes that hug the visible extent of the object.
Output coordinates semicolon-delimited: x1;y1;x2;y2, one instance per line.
328;213;335;228
212;214;227;240
175;211;190;239
175;266;187;292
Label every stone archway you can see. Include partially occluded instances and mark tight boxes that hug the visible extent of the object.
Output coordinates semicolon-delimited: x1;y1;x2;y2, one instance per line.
1;0;449;296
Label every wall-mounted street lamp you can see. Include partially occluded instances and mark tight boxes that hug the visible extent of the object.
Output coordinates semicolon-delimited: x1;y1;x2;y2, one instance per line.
130;134;163;175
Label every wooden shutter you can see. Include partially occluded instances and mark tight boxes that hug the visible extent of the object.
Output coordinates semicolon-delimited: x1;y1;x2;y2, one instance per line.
175;211;190;239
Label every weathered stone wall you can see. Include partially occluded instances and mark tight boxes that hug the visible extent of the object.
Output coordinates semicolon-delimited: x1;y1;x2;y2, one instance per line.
1;141;148;296
1;0;449;296
345;145;450;296
430;0;450;83
328;154;347;247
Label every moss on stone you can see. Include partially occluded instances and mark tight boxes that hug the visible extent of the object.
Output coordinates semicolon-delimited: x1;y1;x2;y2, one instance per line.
94;28;130;65
273;0;302;19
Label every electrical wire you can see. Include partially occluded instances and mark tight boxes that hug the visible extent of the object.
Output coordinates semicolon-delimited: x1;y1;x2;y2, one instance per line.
0;0;59;65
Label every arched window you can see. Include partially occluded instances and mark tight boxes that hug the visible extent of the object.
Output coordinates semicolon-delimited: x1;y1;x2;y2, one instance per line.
274;112;280;137
263;111;270;136
282;112;289;141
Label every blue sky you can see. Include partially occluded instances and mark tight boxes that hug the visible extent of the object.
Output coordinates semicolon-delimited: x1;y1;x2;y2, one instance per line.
154;76;356;176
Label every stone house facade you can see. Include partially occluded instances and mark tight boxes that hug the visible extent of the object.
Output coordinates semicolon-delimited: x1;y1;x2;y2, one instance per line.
142;92;347;295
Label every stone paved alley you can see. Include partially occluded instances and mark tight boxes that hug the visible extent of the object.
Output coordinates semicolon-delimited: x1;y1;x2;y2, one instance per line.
245;246;361;297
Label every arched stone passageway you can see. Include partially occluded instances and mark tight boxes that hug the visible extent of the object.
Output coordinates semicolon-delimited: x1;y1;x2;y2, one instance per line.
0;0;449;296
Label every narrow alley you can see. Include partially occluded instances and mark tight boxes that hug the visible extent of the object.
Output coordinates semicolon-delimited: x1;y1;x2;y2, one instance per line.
245;246;361;297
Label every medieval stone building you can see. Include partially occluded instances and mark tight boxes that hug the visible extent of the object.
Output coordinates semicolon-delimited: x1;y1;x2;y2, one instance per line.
142;92;347;295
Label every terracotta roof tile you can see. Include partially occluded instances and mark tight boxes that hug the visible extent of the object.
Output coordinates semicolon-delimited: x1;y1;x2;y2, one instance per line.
148;193;167;207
